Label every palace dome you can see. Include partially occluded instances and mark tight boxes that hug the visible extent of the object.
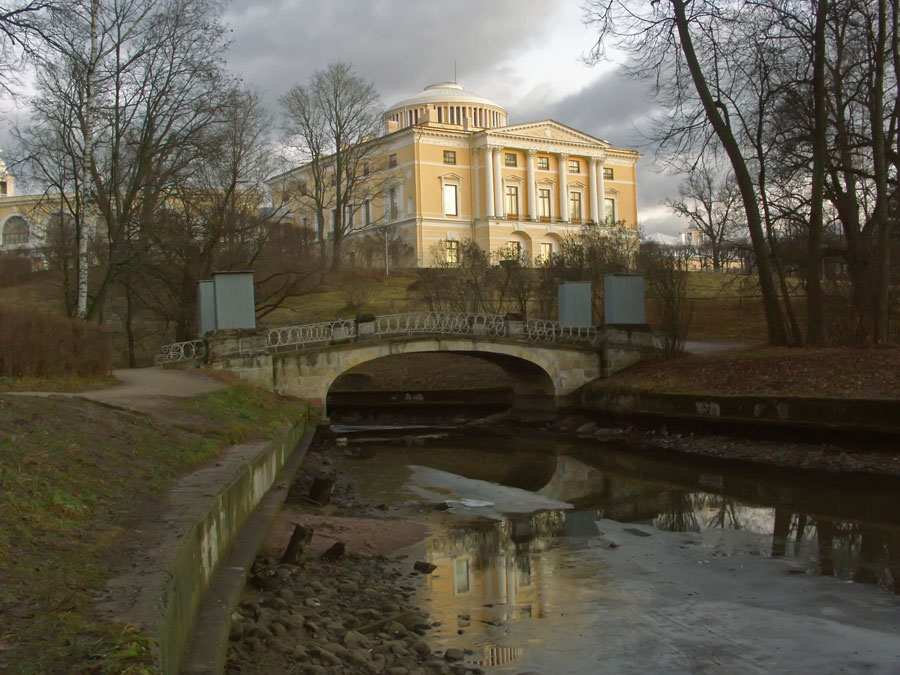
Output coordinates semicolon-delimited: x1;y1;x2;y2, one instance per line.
383;82;508;131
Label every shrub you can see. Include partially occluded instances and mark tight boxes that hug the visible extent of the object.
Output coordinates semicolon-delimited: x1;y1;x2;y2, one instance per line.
0;256;32;287
0;306;112;377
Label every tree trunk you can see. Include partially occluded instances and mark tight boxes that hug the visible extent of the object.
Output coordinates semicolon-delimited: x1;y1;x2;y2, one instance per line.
806;0;828;346
671;0;788;345
77;0;99;320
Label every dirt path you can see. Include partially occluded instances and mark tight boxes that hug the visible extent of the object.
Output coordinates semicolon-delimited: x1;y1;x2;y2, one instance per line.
11;366;228;414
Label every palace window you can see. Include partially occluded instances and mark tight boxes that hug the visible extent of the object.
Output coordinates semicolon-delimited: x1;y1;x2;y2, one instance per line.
505;185;519;217
363;200;371;227
389;153;397;168
443;150;456;165
454;558;471;594
604;197;616;224
505;152;517;167
537;156;549;171
603;167;614;180
568;159;580;173
298;180;308;196
443;183;459;217
540;242;553;261
445;239;459;264
538;188;551;220
507;241;522;259
363;163;370;176
389;187;399;220
569;191;583;223
344;204;353;228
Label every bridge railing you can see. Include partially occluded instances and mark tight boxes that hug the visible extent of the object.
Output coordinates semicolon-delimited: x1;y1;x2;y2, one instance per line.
153;338;208;364
372;312;509;339
156;312;600;363
267;319;357;351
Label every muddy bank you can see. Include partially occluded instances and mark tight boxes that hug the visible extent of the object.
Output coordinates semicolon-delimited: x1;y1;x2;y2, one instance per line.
464;410;900;479
225;443;484;675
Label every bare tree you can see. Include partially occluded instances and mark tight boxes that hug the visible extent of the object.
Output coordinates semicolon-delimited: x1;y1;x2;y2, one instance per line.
585;0;791;344
23;0;231;325
0;1;52;94
281;61;382;270
667;164;742;271
133;89;324;343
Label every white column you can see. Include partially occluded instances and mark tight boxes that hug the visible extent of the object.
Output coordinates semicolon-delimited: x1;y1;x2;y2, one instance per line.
493;146;504;217
526;149;537;221
485;147;495;218
589;158;600;224
597;160;607;224
473;149;481;220
557;152;569;222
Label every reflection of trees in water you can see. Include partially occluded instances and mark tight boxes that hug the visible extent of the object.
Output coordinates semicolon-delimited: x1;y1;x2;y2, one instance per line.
425;510;567;570
653;491;701;532
704;496;742;530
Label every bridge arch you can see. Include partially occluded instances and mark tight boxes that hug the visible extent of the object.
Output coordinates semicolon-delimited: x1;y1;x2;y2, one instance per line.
270;337;601;415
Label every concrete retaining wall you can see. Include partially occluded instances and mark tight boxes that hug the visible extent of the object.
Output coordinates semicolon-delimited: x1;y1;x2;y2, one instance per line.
154;414;309;674
573;388;900;434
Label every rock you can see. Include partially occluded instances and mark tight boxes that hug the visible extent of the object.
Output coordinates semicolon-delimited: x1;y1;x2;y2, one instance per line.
228;622;243;641
324;641;349;658
292;645;309;660
576;421;597;435
444;648;465;662
312;647;342;666
410;638;430;655
413;561;437;574
338;580;359;593
344;630;371;650
382;602;401;613
270;622;287;637
387;668;410;675
349;648;372;666
425;660;452;674
321;541;346;561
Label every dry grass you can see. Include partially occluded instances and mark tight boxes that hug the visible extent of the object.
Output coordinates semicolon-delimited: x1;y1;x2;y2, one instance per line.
0;306;112;378
592;345;900;399
0;385;307;674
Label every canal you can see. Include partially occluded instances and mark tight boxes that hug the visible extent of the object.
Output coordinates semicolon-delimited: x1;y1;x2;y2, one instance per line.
327;426;900;673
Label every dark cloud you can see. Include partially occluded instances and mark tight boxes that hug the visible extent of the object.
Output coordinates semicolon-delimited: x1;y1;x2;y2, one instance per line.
530;69;685;233
224;0;556;107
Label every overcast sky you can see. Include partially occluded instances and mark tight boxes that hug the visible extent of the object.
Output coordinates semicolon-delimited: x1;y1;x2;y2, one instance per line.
222;0;684;236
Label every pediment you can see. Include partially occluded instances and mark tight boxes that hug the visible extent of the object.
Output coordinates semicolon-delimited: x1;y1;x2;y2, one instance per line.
491;120;610;148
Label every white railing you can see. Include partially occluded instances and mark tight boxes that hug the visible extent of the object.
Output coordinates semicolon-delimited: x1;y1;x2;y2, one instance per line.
265;312;598;351
154;339;208;364
156;312;599;363
524;318;598;344
267;319;357;350
372;312;508;339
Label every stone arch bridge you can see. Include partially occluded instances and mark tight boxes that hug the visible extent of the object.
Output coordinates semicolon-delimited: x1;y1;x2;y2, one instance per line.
156;313;653;414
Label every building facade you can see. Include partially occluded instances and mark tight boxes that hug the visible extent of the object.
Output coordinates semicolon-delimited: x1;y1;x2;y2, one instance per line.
274;82;640;267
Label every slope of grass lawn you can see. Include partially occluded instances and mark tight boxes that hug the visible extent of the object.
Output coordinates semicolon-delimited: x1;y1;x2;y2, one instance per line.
0;385;306;674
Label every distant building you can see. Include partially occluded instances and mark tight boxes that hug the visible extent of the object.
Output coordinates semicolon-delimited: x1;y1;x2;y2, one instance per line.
273;82;641;267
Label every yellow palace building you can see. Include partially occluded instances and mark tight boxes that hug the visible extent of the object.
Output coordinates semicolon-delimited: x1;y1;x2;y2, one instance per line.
276;82;640;267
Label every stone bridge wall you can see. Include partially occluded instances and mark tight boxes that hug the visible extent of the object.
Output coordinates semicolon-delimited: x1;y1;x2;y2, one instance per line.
203;326;654;414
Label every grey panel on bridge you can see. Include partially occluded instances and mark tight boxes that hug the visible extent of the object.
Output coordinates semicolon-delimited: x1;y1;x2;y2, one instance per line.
558;281;592;328
212;271;256;331
197;280;216;336
604;274;646;325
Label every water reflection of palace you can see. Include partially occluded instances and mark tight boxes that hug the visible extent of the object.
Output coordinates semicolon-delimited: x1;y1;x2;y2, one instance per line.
422;510;568;666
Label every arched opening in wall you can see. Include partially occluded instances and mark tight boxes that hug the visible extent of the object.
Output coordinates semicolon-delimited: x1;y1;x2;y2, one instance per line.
2;215;29;247
326;350;555;424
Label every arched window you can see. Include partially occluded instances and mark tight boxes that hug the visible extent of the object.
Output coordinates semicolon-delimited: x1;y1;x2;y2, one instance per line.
2;215;29;245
